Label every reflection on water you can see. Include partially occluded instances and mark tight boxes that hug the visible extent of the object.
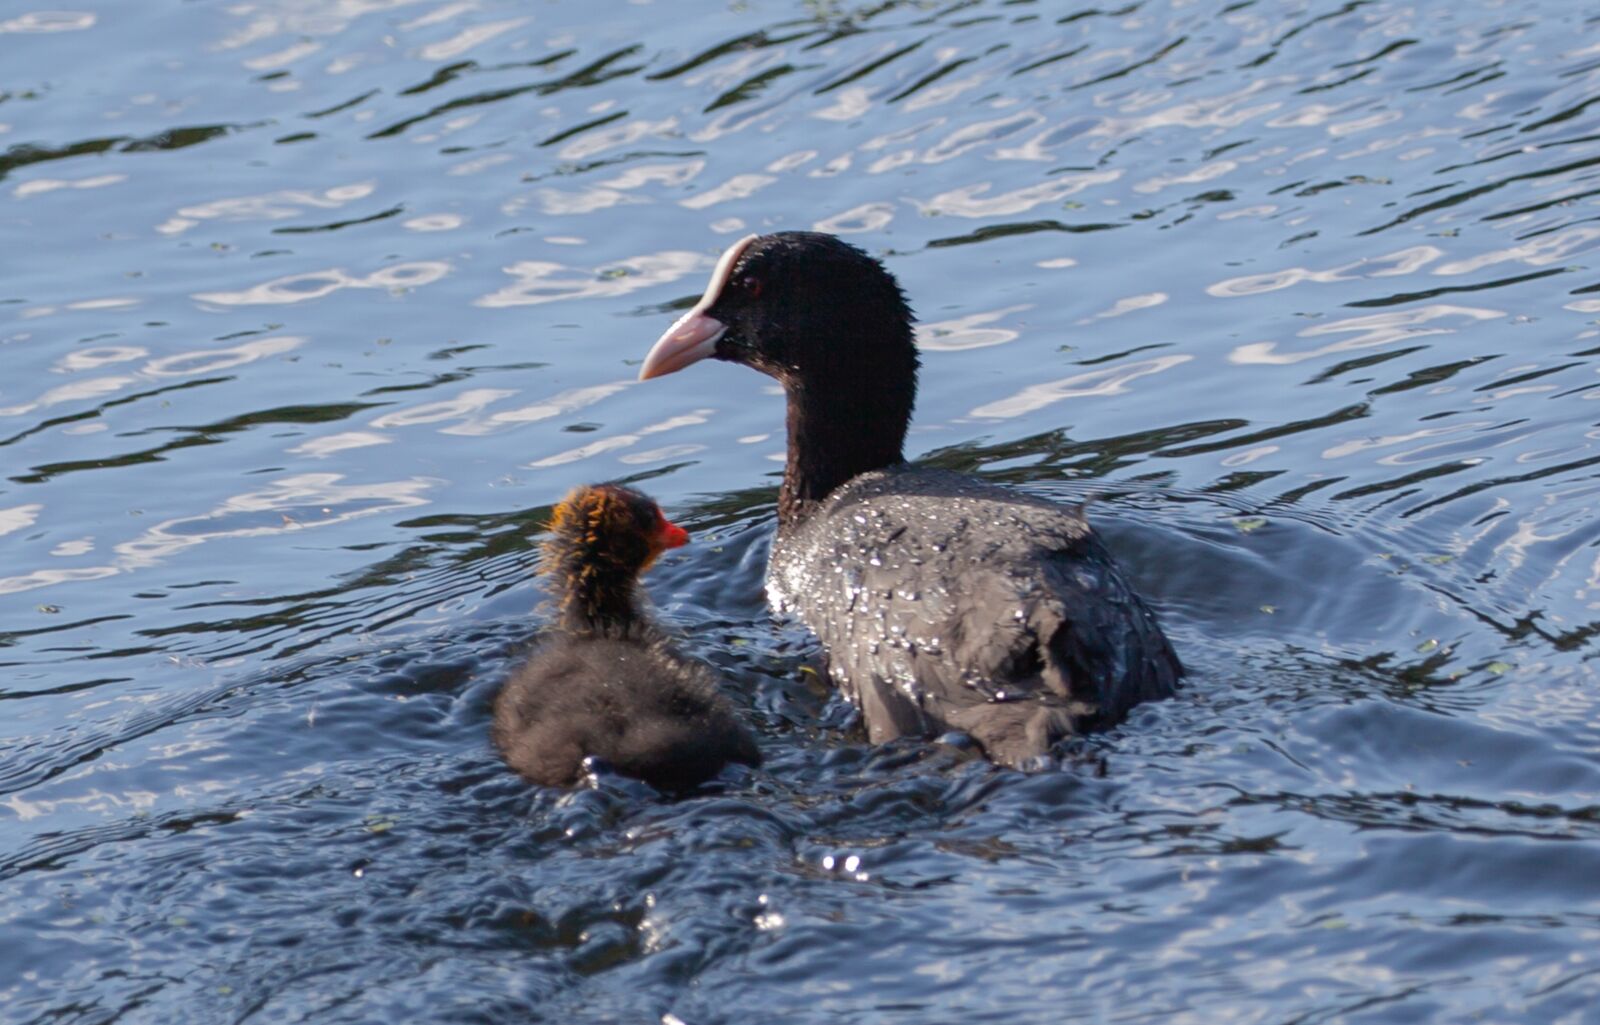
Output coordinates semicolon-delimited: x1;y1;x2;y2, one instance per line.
476;250;707;308
0;471;435;596
3;0;1600;1021
194;262;451;305
969;355;1192;418
1230;304;1507;364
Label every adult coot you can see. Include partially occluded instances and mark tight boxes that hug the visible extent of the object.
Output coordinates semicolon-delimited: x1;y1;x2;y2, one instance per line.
491;484;761;789
639;231;1180;767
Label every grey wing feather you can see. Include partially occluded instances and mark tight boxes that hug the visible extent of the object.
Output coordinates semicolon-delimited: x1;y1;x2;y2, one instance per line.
769;467;1180;767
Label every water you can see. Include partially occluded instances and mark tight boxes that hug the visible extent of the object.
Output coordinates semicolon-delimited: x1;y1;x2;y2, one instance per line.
3;0;1599;1021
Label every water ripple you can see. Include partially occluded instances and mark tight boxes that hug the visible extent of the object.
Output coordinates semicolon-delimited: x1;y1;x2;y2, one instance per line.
5;0;1600;1021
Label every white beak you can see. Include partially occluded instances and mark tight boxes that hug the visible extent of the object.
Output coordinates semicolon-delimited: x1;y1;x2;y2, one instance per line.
637;234;757;381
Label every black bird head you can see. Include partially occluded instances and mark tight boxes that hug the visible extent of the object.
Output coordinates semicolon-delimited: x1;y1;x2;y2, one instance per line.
639;232;920;521
639;231;918;392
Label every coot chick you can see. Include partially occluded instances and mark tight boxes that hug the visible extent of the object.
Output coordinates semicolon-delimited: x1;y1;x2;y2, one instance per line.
491;484;761;790
639;231;1180;768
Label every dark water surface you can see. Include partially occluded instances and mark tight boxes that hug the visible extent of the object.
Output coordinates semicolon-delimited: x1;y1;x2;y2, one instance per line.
4;0;1599;1021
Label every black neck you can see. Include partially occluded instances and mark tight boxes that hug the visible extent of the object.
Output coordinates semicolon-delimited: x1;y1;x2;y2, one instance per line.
556;563;643;638
778;373;911;529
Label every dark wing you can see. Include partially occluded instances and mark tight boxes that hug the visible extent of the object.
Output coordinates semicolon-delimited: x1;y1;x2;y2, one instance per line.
775;467;1180;766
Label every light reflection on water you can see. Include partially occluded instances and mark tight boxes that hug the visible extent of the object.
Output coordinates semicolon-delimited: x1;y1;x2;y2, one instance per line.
2;0;1599;1021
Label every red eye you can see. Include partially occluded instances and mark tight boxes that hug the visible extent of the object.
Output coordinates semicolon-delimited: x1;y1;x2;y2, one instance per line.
740;275;763;299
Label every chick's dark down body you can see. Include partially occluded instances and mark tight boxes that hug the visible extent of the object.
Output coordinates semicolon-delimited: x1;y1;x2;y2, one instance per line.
768;467;1180;767
489;483;759;791
492;631;760;791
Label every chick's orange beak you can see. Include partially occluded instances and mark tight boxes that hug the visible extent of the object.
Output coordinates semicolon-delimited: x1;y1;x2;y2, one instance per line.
658;517;689;549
